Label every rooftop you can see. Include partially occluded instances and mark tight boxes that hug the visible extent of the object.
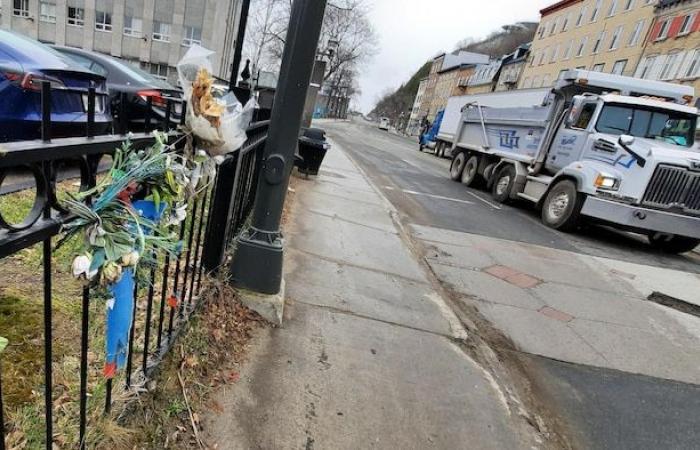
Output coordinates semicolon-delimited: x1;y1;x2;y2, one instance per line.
540;0;583;17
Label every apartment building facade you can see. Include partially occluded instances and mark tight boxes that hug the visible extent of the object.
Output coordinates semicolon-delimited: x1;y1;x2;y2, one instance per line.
0;0;243;84
407;77;427;135
636;0;700;102
520;0;657;89
495;44;530;91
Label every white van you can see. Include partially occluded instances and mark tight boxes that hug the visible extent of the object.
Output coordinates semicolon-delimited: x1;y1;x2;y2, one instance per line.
379;117;390;131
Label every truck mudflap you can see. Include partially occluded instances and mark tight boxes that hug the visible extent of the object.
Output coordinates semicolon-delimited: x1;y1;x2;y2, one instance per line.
581;197;700;239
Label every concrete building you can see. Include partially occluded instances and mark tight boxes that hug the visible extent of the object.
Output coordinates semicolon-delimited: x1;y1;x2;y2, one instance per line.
407;77;427;136
495;44;531;91
0;0;244;85
420;50;490;121
636;0;700;103
520;0;657;89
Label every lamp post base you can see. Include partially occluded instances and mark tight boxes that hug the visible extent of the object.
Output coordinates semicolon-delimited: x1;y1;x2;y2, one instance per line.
229;227;284;295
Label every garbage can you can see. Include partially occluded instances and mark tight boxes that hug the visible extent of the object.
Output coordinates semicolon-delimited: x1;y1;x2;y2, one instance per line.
296;127;330;176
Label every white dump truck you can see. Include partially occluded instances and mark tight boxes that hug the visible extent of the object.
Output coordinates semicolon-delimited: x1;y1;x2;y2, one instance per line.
448;69;700;253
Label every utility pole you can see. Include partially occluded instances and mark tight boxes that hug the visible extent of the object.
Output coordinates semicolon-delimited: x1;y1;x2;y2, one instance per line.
230;0;252;91
229;0;328;295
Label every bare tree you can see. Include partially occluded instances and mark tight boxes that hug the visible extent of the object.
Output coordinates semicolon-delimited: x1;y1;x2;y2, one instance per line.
243;0;288;72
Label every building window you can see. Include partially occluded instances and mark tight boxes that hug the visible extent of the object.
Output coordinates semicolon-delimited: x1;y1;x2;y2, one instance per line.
592;63;605;72
563;40;573;60
576;6;587;27
538;24;546;39
153;21;171;42
123;16;143;37
607;0;618;16
149;63;169;79
551;44;560;63
67;6;85;26
656;19;670;41
678;13;696;36
590;0;602;22
660;52;680;80
13;0;29;17
628;20;645;46
95;11;112;32
683;49;700;78
562;12;570;32
638;55;656;79
182;26;202;47
609;25;623;50
39;1;56;23
540;48;548;65
576;36;588;57
624;0;635;11
592;31;606;54
611;59;627;75
550;17;558;35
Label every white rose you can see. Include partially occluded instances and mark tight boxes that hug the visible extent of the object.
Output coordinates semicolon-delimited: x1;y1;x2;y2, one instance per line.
72;254;92;279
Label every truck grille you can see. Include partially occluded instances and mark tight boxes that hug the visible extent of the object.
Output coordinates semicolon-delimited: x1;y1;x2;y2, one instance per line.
642;165;700;215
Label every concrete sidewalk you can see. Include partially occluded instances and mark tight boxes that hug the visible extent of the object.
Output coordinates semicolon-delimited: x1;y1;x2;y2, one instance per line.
206;144;544;448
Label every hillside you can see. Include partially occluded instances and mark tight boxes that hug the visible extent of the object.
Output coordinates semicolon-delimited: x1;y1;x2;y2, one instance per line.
370;22;537;123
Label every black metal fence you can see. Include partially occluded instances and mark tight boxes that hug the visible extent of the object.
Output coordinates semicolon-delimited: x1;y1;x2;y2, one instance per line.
0;82;267;448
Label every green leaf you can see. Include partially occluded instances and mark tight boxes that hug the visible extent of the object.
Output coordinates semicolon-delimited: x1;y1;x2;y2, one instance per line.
90;249;106;271
0;337;8;354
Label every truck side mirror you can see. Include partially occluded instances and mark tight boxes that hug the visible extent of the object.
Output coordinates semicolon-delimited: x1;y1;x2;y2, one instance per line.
619;135;635;147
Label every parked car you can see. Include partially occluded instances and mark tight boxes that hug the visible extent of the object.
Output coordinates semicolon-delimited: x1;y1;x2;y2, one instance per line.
51;46;183;132
0;30;112;142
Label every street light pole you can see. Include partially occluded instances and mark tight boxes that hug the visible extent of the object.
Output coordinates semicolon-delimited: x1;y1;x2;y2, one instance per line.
229;0;328;295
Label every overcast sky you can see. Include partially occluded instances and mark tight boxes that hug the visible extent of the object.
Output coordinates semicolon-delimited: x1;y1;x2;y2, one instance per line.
357;0;554;113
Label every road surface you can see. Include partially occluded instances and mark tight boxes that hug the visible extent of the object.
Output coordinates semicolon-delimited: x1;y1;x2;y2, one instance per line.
318;118;700;450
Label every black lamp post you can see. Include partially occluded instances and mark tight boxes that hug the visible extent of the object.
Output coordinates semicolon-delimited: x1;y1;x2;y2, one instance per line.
229;0;329;295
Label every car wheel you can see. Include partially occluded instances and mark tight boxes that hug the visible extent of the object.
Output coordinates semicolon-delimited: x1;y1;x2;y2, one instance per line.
491;165;516;203
461;155;483;187
647;233;700;254
450;152;467;181
541;180;584;231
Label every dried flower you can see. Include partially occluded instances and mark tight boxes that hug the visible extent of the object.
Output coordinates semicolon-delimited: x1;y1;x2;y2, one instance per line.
102;262;123;285
72;254;98;280
121;251;140;267
167;204;188;226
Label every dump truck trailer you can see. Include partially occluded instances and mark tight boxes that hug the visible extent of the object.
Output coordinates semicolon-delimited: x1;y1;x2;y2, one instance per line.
448;69;700;253
420;89;550;157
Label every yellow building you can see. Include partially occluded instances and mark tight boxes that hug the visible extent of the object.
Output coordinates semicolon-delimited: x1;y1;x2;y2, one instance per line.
636;0;700;102
520;0;657;89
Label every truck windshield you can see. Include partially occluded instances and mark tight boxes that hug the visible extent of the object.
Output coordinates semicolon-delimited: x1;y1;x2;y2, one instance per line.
596;104;696;148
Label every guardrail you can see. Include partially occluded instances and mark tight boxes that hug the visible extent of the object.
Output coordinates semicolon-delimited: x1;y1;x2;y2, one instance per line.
0;81;267;449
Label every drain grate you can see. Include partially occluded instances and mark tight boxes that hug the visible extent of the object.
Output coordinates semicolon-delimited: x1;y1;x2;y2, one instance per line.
647;291;700;319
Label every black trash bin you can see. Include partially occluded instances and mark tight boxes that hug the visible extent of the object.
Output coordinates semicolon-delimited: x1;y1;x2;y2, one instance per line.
296;127;330;176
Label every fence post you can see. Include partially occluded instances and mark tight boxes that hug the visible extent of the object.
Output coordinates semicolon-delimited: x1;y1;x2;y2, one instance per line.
229;0;328;295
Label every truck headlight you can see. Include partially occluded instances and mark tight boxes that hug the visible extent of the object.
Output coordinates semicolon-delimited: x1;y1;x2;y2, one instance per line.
594;173;620;190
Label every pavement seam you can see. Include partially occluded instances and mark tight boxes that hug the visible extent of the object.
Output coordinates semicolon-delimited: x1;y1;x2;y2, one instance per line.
300;207;399;235
297;188;383;207
565;324;611;364
291;299;461;341
286;246;431;286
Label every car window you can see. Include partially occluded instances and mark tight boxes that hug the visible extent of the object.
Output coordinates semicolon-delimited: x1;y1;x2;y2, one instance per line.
572;103;596;129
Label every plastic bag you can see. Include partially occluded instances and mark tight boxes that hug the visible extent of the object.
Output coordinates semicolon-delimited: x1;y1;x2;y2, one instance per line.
177;45;258;156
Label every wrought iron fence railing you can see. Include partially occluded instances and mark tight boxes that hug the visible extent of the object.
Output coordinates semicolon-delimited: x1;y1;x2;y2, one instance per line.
0;82;267;449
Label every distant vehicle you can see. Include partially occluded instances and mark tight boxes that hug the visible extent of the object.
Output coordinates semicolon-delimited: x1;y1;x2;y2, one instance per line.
379;117;390;131
419;110;444;153
0;30;112;142
52;46;183;132
448;69;700;253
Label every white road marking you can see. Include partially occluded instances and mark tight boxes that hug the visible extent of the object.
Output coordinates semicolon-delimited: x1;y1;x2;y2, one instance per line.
383;186;475;205
463;191;503;210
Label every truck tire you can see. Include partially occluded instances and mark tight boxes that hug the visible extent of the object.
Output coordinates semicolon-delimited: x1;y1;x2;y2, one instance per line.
491;165;516;203
647;233;700;254
434;142;442;157
461;155;483;187
450;152;467;181
541;180;584;232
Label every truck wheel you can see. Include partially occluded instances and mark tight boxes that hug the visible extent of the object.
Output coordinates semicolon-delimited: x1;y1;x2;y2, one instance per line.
647;233;700;254
461;155;483;187
435;142;443;157
541;180;584;231
491;165;516;203
419;143;424;152
450;152;467;181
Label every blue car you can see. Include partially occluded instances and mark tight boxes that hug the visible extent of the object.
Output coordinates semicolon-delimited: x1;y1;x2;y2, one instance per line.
0;30;112;142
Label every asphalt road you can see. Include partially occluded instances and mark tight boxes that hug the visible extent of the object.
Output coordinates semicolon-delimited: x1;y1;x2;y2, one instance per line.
318;119;700;450
322;119;700;274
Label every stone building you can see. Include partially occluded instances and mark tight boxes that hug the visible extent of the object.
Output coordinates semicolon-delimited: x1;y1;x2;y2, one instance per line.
520;0;657;89
0;0;244;84
407;77;427;136
495;44;531;91
636;0;700;103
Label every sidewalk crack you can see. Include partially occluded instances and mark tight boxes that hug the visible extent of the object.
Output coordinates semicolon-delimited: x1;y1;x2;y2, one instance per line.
302;208;398;235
